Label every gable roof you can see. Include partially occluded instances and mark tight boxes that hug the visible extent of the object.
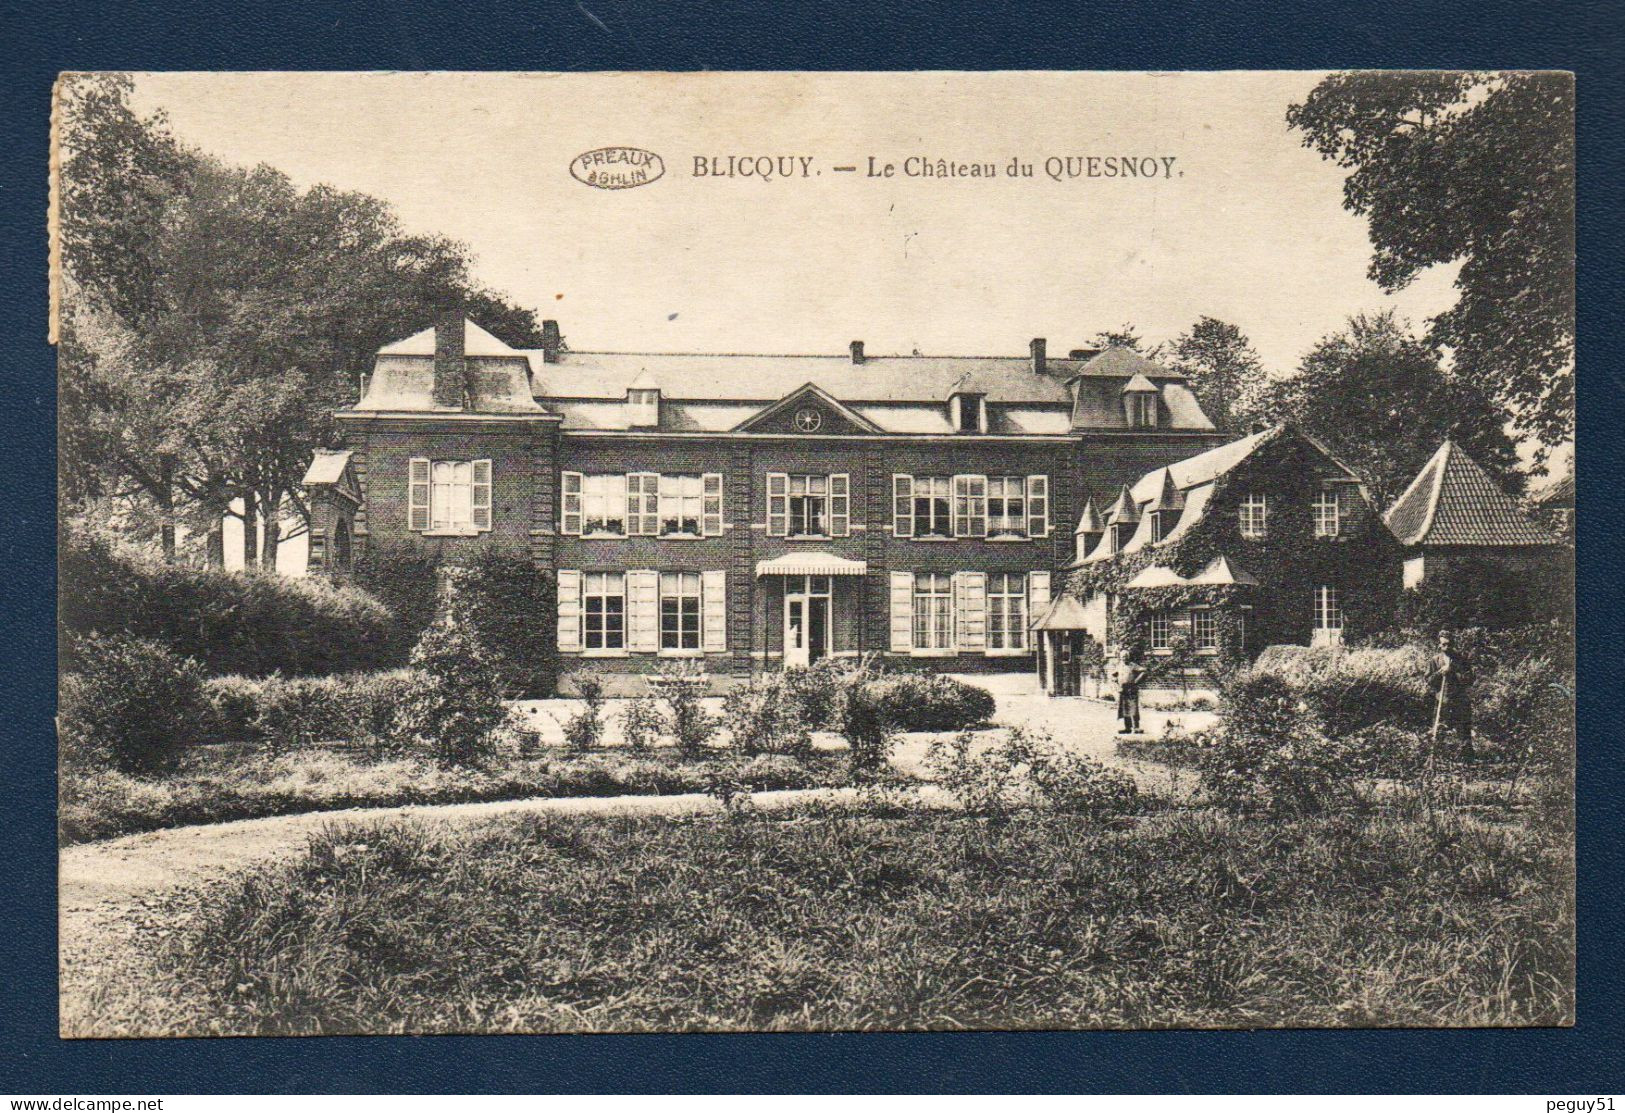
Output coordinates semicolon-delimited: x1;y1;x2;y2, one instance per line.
1074;498;1106;535
1385;440;1560;547
303;449;353;486
731;382;884;434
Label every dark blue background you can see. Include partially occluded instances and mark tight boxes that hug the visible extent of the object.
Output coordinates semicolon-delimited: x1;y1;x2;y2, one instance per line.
4;0;1621;1094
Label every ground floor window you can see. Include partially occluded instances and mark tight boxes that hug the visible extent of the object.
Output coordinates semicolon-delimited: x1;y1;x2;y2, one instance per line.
1191;607;1218;652
913;573;954;650
584;572;626;650
1313;584;1344;645
1148;610;1173;651
986;572;1027;650
660;571;702;650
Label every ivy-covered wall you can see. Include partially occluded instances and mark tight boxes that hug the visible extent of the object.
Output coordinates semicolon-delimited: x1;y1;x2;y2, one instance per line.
1060;429;1404;670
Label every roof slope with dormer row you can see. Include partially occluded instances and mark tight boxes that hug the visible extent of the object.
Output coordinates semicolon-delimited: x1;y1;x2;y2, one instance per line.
349;319;1217;433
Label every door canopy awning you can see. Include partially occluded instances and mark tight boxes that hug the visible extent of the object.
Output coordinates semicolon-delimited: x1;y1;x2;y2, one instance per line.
755;551;869;578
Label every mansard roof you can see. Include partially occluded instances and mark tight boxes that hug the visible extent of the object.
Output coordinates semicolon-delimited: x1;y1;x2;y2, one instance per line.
1385;440;1560;547
350;320;1222;433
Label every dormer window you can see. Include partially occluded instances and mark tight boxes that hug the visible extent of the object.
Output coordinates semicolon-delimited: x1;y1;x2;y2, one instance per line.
1110;522;1134;552
627;386;660;427
1150;509;1177;543
951;392;986;433
1122;374;1160;428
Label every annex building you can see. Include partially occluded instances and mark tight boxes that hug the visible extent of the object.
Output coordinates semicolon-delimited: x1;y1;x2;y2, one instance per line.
304;312;1228;677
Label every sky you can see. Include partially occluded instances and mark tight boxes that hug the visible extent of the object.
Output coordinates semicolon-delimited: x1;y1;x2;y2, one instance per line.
127;71;1466;377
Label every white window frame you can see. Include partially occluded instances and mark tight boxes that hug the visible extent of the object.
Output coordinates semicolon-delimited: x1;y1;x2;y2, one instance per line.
1026;474;1050;538
1126;392;1157;428
582;571;627;653
1148;610;1174;653
627;472;660;536
658;473;705;538
1239;493;1269;540
702;473;724;537
1313;489;1342;538
953;474;988;538
912;572;955;653
909;475;953;538
582;474;627;537
986;572;1028;652
1313;585;1344;646
987;476;1027;539
411;457;492;535
659;571;704;653
1190;606;1218;654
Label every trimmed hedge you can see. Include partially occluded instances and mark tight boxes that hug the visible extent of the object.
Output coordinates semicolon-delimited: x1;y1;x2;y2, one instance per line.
205;670;424;754
869;673;997;733
61;527;395;677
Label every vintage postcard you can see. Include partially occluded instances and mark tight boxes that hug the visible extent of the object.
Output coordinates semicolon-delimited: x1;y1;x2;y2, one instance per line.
53;70;1575;1036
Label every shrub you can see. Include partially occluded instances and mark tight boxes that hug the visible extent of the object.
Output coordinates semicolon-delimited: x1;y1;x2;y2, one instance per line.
782;659;851;730
1394;553;1573;633
205;670;422;756
1200;671;1358;816
835;675;896;773
720;674;812;756
1248;644;1434;736
618;693;665;752
450;546;558;698
60;525;396;677
59;633;209;773
870;673;996;733
351;541;442;662
652;661;716;756
1474;653;1575;768
928;726;1140;819
560;673;607;753
396;610;507;767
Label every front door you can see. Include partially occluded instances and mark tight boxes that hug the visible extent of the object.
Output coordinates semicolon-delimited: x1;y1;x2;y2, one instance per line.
782;575;832;669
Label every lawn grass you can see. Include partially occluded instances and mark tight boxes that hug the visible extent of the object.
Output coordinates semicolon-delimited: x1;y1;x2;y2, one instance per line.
140;805;1572;1034
58;749;852;845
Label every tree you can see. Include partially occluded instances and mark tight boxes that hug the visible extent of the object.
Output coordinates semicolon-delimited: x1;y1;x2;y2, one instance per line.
1287;72;1575;454
56;77;545;566
1270;312;1519;507
1089;324;1164;359
1168;316;1270;433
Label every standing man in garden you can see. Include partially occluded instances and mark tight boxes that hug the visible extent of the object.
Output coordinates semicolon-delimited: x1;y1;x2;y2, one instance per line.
1431;630;1476;758
1117;648;1147;735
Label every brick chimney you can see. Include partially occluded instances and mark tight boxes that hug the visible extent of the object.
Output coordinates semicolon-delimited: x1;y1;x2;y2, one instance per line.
541;319;562;364
849;340;865;365
1030;337;1047;374
432;306;467;408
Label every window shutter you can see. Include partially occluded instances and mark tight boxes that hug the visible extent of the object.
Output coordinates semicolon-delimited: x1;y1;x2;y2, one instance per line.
890;571;915;652
953;571;987;651
767;472;789;536
471;459;493;530
701;570;727;652
1027;474;1049;538
1028;571;1051;616
627;570;660;652
702;473;724;537
408;457;431;531
556;570;582;651
829;473;850;536
561;471;583;535
892;474;914;537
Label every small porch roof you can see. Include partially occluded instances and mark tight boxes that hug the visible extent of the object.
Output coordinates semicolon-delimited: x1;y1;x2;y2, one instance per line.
1030;595;1092;630
1123;554;1260;589
754;551;869;578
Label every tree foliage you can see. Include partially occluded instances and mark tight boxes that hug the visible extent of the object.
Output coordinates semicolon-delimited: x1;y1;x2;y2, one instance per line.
1287;72;1575;452
1267;311;1519;507
55;74;544;565
1168;316;1269;433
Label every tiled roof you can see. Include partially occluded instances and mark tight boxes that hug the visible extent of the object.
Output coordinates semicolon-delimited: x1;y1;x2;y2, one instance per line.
1385;440;1560;547
356;320;1218;432
1537;473;1574;508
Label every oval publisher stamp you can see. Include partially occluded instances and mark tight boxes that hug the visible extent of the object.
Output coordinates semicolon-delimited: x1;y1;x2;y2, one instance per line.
570;147;665;189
